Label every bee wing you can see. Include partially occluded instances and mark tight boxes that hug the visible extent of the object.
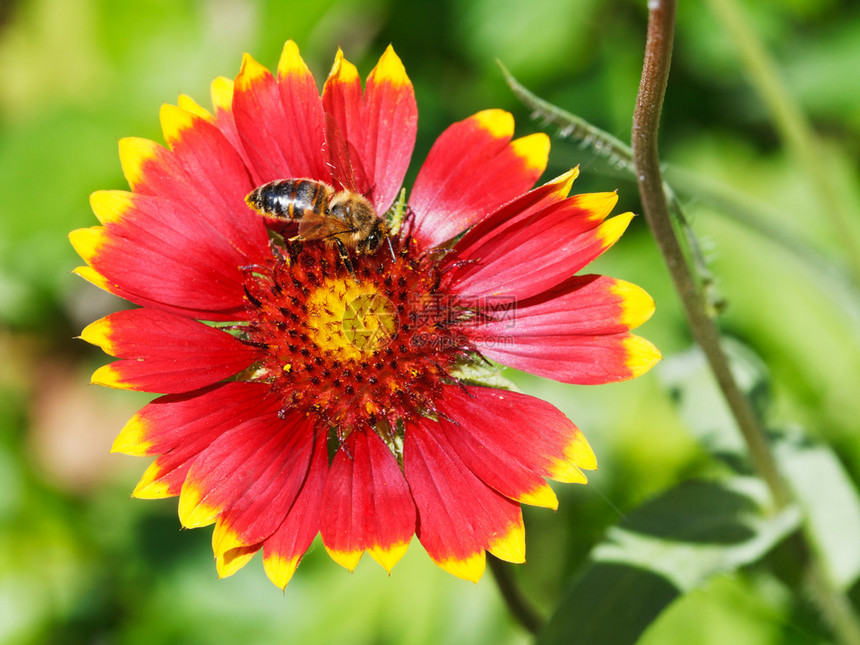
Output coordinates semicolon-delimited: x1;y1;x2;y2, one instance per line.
296;210;353;240
324;113;371;197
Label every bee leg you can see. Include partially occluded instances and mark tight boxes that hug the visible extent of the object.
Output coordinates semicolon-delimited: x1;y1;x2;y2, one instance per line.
333;237;359;283
286;237;304;262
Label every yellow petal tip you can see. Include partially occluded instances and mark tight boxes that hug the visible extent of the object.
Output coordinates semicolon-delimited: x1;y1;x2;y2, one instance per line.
131;461;173;499
519;482;559;510
111;414;152;455
326;47;359;84
611;280;656;329
216;545;258;579
624;335;662;378
212;520;249;559
510;132;550;174
210;76;234;113
69;227;107;264
160;103;198;147
566;430;598;471
597;211;634;249
546;166;580;198
435;551;486;583
80;316;114;353
325;545;363;572
264;553;301;590
369;45;410;88
575;191;621;223
89;190;135;226
368;539;410;573
177;93;213;122
487;519;525;564
178;483;220;528
71;265;111;292
277;39;309;79
471;109;514;139
548;461;589;484
238;52;270;88
91;363;127;389
132;479;172;499
118;137;161;189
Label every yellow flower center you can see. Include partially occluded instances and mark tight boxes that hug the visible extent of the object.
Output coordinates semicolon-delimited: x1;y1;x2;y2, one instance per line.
305;278;399;361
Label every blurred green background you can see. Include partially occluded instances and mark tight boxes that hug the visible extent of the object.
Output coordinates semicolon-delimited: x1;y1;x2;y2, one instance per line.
1;0;859;643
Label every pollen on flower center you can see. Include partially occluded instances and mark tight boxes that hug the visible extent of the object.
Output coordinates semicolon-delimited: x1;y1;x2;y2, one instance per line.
305;279;399;360
240;239;471;432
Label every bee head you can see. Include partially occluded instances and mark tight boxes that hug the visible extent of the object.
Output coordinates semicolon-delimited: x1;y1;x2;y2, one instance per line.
357;220;386;255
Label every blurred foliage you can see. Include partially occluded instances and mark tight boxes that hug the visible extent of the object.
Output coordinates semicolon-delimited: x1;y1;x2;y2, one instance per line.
1;0;859;643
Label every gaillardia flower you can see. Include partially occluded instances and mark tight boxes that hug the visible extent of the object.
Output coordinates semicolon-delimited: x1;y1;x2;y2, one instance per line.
70;41;659;588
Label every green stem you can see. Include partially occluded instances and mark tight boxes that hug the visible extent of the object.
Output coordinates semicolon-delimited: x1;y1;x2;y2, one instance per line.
632;0;790;509
806;552;860;645
705;0;860;286
488;556;544;635
632;3;860;644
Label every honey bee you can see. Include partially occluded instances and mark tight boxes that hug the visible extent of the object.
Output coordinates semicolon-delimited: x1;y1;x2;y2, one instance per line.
245;179;389;276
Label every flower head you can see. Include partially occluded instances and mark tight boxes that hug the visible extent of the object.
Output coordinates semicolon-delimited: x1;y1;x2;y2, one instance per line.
70;41;660;588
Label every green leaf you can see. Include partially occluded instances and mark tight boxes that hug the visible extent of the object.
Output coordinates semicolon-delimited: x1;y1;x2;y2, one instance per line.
774;428;860;590
661;344;860;591
450;361;522;393
538;478;800;645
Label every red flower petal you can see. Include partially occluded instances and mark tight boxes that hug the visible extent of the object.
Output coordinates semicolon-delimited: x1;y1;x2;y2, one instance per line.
178;402;313;533
111;381;272;457
80;309;260;393
475;274;655;338
321;47;416;213
208;76;255;171
132;453;196;500
409;110;549;249
437;414;558;510
117;121;263;262
404;417;525;583
357;45;417;213
158;103;261;240
263;429;329;589
435;385;596;486
465;273;660;383
233;50;328;185
320;429;416;572
453;168;579;259
477;331;661;385
71;190;266;319
119;382;272;498
322;49;371;196
210;412;317;565
276;40;330;180
446;192;633;301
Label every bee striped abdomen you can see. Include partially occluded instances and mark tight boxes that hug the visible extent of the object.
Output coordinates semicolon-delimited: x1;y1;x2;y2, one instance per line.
245;179;331;220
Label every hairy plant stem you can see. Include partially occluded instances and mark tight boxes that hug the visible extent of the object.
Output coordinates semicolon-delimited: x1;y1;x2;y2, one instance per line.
488;556;544;635
632;3;860;644
634;0;786;507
